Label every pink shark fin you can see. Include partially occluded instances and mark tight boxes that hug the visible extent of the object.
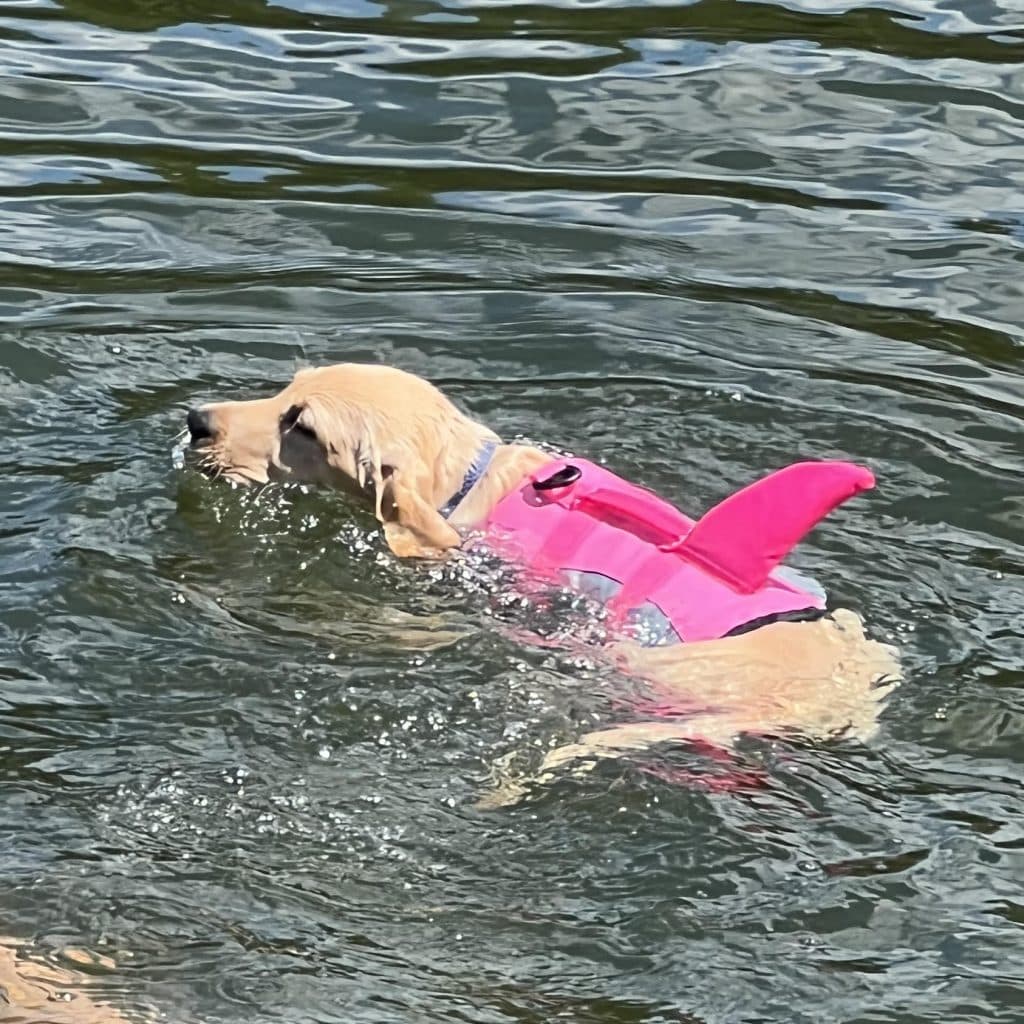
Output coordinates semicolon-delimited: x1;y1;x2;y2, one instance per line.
673;461;875;594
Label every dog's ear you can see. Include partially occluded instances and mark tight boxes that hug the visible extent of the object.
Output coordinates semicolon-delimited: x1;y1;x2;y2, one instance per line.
377;460;461;560
280;401;321;444
283;397;460;559
281;397;382;501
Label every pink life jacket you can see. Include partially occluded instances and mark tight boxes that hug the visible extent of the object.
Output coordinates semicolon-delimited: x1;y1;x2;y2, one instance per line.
480;458;875;644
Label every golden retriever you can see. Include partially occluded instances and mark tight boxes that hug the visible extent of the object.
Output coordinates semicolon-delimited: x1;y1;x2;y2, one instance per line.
186;363;899;801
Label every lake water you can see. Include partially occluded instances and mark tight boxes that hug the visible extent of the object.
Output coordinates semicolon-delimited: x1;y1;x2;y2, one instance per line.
1;1;1023;1022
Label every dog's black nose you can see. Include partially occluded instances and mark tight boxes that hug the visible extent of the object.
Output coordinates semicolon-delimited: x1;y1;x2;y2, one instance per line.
187;407;213;443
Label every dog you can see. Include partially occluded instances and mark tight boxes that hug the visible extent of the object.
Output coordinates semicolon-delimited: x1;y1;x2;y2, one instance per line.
185;363;900;800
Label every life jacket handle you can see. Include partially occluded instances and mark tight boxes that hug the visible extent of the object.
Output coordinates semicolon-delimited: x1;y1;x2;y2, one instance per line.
571;487;690;548
532;464;582;491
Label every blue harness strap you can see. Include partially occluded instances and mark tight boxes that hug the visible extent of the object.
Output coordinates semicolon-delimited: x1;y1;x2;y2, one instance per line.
440;441;498;519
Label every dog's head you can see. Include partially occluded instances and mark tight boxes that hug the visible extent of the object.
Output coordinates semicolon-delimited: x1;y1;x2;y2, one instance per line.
185;363;499;557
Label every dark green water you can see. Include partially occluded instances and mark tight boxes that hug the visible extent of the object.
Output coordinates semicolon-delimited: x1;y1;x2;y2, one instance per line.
1;0;1023;1021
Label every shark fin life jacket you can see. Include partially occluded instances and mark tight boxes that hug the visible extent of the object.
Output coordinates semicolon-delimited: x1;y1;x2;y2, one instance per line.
482;459;874;644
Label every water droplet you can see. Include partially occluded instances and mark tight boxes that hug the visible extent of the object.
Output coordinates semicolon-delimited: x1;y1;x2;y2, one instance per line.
318;746;332;760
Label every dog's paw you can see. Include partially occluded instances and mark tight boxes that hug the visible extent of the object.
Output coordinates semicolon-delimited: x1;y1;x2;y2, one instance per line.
475;741;615;809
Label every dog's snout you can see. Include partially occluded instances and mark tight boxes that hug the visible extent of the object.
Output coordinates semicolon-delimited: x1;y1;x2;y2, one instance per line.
187;406;213;443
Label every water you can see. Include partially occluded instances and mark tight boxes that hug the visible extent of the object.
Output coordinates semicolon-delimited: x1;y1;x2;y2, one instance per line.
1;0;1023;1021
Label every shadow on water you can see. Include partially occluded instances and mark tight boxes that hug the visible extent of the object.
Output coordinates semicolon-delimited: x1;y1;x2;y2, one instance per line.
0;0;1023;1021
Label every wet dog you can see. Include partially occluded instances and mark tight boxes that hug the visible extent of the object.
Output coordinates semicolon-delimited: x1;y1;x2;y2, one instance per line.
185;363;899;799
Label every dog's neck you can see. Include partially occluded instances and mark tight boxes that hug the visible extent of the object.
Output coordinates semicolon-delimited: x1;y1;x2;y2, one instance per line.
445;441;555;529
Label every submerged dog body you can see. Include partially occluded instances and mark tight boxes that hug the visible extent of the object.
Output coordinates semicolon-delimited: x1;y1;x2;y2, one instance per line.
187;363;899;788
